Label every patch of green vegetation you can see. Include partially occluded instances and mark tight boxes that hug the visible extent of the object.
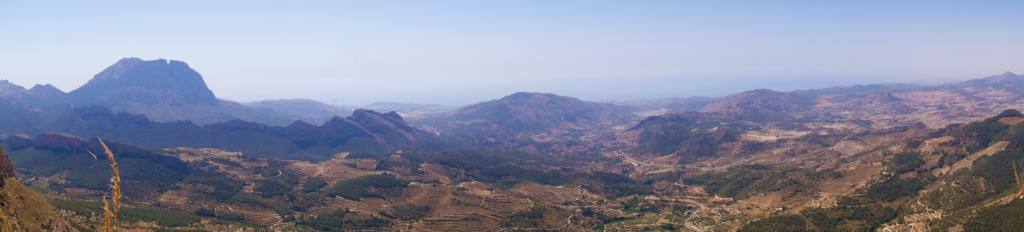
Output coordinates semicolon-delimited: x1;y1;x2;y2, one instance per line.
182;171;244;200
302;177;327;193
473;165;570;187
121;206;199;227
503;207;552;228
299;209;391;231
587;172;654;198
620;196;657;214
325;174;408;200
971;149;1024;193
801;203;897;231
866;176;926;202
9;148;187;197
49;199;102;216
254;170;300;197
51;199;199;227
683;164;838;199
740;196;897;232
888;152;924;173
633;117;742;157
389;205;430;220
962;199;1024;232
737;215;808;232
923;177;989;213
207;157;241;167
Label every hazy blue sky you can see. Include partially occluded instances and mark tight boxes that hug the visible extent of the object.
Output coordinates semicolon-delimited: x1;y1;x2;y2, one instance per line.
2;1;1023;105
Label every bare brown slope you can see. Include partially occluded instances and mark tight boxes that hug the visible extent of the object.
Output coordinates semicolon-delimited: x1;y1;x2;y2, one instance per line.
0;146;13;184
0;146;73;231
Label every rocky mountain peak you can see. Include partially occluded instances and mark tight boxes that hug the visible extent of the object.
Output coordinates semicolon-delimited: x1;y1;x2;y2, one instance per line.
69;57;218;106
0;80;28;97
92;57;146;81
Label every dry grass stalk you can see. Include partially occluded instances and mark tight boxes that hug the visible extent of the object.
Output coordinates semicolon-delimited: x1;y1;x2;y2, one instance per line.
98;138;121;232
102;197;112;232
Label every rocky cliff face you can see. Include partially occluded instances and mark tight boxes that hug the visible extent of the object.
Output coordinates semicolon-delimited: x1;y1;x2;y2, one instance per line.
0;146;15;186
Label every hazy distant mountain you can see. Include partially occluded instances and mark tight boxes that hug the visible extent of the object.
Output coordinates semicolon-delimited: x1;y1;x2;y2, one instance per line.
0;81;76;132
0;81;71;111
790;83;922;97
821;91;913;115
247;99;353;124
67;58;293;125
700;89;815;121
362;102;455;122
958;71;1024;91
425;92;634;143
365;102;451;112
617;96;715;115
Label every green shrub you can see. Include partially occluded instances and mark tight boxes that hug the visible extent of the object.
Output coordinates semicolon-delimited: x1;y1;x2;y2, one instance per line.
390;205;430;220
889;152;924;173
684;165;835;199
503;207;548;228
301;210;392;231
867;176;925;201
254;171;300;197
121;207;199;227
963;199;1024;232
325;175;408;200
738;215;809;232
302;177;328;193
182;171;244;201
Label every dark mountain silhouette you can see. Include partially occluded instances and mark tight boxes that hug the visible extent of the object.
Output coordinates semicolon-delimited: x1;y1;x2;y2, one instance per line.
0;105;430;160
4;133;191;198
347;109;429;144
67;58;293;125
128;108;420;158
